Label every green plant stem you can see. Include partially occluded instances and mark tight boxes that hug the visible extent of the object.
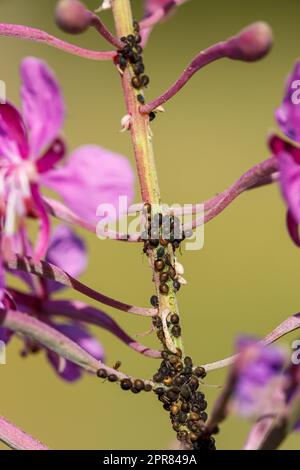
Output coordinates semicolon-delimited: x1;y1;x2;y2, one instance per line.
111;0;184;355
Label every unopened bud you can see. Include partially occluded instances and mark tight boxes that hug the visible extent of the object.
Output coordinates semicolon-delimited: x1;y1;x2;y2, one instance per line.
226;22;273;62
55;0;92;34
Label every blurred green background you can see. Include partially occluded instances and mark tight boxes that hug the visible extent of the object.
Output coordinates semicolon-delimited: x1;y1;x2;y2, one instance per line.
1;0;300;451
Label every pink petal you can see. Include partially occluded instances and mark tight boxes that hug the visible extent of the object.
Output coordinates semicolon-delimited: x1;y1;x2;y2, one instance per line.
36;138;66;173
46;322;104;382
46;351;82;382
278;151;300;223
0;262;5;301
275;61;300;143
41;145;134;225
269;134;300;163
287;210;300;247
145;0;175;14
46;225;87;293
0;328;12;343
20;57;64;158
0;102;28;159
30;183;51;261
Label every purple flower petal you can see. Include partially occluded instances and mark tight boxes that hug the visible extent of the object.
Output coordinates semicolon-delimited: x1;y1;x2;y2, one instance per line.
36;138;66;173
47;351;82;382
286;210;300;247
0;262;5;302
0;327;12;344
0;102;28;160
41;145;134;225
30;183;51;261
0;286;13;345
234;337;286;418
278;151;300;224
46;322;104;382
276;61;300;142
269;134;300;163
20;57;64;157
46;225;87;292
145;0;178;15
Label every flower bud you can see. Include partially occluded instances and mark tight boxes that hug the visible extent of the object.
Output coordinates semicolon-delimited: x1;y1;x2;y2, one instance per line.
226;22;273;62
55;0;92;34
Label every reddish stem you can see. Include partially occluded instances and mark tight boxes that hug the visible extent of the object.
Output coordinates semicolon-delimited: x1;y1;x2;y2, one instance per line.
0;416;48;450
0;23;116;60
9;289;161;358
184;157;278;230
44;197;142;242
5;254;157;317
90;14;123;49
140;42;227;114
203;312;300;372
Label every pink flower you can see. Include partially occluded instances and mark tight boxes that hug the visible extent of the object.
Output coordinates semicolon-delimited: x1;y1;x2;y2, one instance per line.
145;0;174;15
144;0;187;15
1;225;105;382
233;338;286;418
0;57;134;260
46;322;104;382
231;338;300;430
271;61;300;246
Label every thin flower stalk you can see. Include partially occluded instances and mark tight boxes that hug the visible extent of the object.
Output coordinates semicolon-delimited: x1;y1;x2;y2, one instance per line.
202;312;300;372
44;197;142;242
185;157;278;231
0;23;116;60
257;389;300;450
140;22;273;114
39;299;162;359
8;289;161;359
5;254;156;317
0;417;48;451
0;308;152;385
128;157;279;221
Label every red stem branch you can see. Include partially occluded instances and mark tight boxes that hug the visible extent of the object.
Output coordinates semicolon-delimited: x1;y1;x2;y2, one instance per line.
0;23;116;60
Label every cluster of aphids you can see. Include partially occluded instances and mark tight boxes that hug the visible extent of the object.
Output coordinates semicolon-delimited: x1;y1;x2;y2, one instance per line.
117;21;156;121
153;352;217;451
142;203;186;298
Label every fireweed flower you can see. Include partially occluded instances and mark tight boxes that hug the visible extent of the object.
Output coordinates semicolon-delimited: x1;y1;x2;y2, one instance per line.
233;338;287;419
230;338;300;431
141;0;189;44
145;0;175;14
270;61;300;246
0;224;104;382
0;56;134;262
144;0;187;15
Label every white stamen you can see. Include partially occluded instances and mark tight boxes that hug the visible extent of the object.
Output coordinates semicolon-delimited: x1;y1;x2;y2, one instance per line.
18;168;31;199
0;173;4;196
4;186;18;236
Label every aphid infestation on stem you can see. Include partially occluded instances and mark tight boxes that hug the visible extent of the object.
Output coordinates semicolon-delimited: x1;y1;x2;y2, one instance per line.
1;0;300;452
